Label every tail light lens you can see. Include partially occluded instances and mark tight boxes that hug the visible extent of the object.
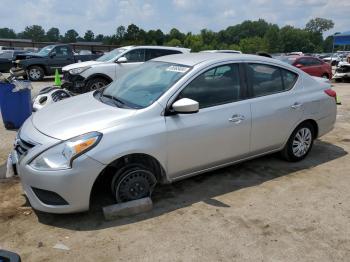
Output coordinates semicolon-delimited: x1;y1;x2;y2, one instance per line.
324;89;336;98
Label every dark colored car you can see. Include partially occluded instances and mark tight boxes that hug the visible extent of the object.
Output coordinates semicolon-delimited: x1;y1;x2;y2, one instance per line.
276;55;332;79
0;50;27;72
13;44;102;81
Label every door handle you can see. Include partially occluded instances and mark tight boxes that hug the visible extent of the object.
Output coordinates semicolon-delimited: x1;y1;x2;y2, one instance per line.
229;114;245;124
291;103;302;109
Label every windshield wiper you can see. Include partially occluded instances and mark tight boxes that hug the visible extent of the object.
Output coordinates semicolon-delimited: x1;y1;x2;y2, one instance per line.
100;93;128;108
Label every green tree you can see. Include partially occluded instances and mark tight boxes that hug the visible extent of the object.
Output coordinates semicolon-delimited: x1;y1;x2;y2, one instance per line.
20;25;46;41
84;30;94;41
63;29;79;43
305;18;334;34
165;38;182;47
115;26;126;43
264;25;283;53
0;27;16;39
239;37;268;53
184;33;203;52
46;27;60;42
95;34;104;42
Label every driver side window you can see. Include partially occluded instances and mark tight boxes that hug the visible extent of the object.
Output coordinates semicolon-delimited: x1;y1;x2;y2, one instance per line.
124;49;145;62
179;64;241;109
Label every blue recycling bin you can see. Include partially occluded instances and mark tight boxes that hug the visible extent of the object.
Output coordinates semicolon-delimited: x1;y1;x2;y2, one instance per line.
0;82;32;130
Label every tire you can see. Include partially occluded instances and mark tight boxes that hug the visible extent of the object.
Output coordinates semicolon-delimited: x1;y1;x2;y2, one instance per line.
321;74;329;79
281;122;315;162
85;77;110;92
111;164;157;203
27;66;44;81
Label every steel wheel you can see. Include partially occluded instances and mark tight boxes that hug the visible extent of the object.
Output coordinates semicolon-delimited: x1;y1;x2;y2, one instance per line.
29;68;41;80
90;81;106;90
292;127;312;157
114;167;156;203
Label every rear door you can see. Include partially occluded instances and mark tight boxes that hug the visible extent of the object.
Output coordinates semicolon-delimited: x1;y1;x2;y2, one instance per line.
246;63;303;154
116;48;145;78
165;63;251;179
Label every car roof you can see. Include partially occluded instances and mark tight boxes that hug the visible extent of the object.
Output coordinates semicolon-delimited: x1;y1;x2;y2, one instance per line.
153;52;288;67
122;45;190;52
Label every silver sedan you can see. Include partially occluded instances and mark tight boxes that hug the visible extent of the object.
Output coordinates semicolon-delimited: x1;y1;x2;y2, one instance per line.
11;53;337;213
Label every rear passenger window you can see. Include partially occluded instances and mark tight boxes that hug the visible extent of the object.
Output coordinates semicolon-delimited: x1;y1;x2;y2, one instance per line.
179;64;241;109
146;49;181;61
247;64;297;97
281;69;298;90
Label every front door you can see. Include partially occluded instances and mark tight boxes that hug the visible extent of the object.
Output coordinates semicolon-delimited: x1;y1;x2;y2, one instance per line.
48;46;74;73
116;49;145;78
165;63;251;179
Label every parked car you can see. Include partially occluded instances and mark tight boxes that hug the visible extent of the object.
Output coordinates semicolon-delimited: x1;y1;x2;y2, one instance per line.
333;61;350;82
62;45;190;93
323;54;342;66
0;50;27;72
10;53;337;213
12;44;102;81
200;50;242;54
276;55;332;79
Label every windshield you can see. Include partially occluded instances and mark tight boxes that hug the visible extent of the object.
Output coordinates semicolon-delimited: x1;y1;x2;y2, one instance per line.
275;56;296;65
96;48;126;62
37;45;55;56
102;61;191;109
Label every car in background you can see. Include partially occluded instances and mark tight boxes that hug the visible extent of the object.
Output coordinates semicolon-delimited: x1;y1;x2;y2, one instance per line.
200;50;242;54
276;55;332;79
62;45;190;93
323;54;343;66
13;44;102;81
0;50;28;72
12;53;337;213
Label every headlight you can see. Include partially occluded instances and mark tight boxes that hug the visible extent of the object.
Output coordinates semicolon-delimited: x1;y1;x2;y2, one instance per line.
69;66;91;75
30;132;102;171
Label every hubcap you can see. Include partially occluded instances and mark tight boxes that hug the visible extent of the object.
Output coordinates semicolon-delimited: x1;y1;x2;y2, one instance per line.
292;128;312;157
90;82;105;90
29;68;41;80
115;170;156;202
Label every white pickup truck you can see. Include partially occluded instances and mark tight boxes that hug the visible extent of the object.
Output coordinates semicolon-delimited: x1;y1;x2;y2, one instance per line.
62;45;190;93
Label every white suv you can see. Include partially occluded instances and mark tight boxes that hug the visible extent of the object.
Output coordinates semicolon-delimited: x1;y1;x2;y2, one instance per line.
62;45;190;93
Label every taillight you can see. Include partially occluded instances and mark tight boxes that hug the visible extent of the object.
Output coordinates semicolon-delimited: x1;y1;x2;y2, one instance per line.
324;89;336;98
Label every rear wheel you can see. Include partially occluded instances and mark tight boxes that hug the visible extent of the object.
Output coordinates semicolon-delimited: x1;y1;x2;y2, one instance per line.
27;66;44;81
321;74;329;79
281;122;315;162
111;164;157;203
85;77;110;92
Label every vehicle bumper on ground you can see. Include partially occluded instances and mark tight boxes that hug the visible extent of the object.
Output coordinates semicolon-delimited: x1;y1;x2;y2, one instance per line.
16;154;105;214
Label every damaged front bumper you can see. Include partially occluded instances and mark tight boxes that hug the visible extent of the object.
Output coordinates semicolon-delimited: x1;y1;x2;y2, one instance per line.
62;71;87;93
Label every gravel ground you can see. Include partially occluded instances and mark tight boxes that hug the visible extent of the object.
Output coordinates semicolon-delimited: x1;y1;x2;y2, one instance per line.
0;78;349;262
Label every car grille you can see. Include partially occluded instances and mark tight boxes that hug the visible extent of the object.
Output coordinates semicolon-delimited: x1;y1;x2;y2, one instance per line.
15;137;36;158
336;67;350;73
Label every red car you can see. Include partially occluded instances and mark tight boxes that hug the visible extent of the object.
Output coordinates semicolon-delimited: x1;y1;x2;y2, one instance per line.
277;55;332;79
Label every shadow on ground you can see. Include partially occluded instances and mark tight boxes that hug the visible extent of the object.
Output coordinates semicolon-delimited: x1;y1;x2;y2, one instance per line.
35;140;347;231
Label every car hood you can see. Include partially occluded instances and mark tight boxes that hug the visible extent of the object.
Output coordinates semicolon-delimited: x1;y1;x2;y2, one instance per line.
32;92;137;140
62;60;103;71
15;52;44;60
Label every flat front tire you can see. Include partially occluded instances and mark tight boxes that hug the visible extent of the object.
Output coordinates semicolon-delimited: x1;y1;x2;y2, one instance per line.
111;164;157;203
281;122;315;162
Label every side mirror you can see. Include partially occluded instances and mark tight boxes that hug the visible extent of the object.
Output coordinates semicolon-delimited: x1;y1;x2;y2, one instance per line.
50;52;56;58
295;64;303;68
116;56;127;63
172;98;199;114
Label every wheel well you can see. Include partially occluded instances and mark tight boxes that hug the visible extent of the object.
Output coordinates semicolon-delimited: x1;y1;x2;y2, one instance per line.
322;73;329;78
300;119;319;138
91;154;167;199
86;74;112;84
27;64;46;75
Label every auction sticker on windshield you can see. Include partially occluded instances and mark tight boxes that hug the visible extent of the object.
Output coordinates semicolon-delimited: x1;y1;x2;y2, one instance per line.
166;65;190;73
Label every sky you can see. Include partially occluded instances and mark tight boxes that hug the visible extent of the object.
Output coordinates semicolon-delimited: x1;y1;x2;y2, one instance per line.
0;0;349;37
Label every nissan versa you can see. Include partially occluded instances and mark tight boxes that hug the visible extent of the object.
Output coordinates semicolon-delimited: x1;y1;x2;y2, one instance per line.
11;53;337;213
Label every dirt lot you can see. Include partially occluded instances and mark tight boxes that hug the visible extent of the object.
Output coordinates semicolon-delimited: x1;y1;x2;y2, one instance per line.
0;79;350;261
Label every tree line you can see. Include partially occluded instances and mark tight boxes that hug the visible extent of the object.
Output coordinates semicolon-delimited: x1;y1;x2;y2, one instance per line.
0;18;338;53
